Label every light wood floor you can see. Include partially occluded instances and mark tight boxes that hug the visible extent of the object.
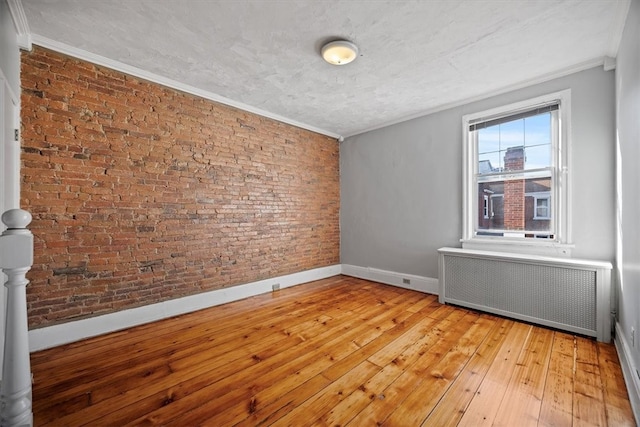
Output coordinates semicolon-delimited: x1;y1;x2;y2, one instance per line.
31;275;635;426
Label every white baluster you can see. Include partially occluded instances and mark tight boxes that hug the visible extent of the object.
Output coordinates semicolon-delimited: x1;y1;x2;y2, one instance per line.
0;209;33;427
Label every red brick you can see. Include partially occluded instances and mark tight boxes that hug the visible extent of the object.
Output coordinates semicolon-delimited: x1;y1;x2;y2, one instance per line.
21;46;339;328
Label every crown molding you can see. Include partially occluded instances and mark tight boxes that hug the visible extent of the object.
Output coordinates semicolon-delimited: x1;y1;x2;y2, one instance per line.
343;57;606;138
30;34;342;141
6;0;31;50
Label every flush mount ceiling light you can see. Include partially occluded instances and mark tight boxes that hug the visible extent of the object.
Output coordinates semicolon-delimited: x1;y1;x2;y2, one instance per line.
321;40;359;65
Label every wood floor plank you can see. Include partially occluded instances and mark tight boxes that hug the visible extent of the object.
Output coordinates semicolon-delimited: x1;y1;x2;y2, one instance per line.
234;303;443;426
34;280;368;418
457;321;533;426
33;277;355;386
321;305;439;382
366;308;466;369
538;332;576;427
121;282;426;426
312;307;458;426
383;314;496;426
168;292;425;426
235;373;333;427
41;287;393;425
269;360;382;427
405;293;439;313
597;342;636;426
346;311;481;426
421;317;513;427
29;276;635;427
492;326;554;427
573;336;607;426
36;284;366;423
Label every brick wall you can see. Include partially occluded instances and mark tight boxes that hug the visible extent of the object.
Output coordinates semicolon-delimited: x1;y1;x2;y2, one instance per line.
20;46;340;328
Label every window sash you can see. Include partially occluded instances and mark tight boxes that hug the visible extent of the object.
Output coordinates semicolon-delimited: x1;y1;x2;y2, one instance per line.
469;102;560;241
477;168;552;183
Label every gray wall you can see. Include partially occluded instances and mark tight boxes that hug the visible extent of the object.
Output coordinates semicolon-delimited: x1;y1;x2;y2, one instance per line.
341;66;615;279
1;0;21;97
615;0;640;417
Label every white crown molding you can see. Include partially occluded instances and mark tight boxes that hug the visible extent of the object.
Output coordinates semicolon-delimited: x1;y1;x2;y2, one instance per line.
604;56;617;72
30;34;342;141
606;0;632;58
343;57;606;138
28;264;342;351
6;0;31;50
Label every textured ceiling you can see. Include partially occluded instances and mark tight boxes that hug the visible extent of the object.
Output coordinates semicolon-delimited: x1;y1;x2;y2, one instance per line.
21;0;630;138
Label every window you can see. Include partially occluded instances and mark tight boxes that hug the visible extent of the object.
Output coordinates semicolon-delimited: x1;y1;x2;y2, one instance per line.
462;90;572;254
533;194;551;220
482;195;489;219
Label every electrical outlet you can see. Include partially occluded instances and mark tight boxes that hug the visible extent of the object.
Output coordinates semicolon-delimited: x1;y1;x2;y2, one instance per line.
402;278;411;285
272;283;280;292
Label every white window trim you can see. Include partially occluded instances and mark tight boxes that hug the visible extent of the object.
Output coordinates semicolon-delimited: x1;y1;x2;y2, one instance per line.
531;192;551;220
461;89;573;257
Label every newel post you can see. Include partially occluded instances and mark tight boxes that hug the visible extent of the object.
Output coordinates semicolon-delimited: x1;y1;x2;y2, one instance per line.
0;209;34;427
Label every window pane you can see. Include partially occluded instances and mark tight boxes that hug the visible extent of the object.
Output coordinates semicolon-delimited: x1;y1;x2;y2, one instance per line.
524;113;551;169
524;113;551;146
536;206;546;217
477;177;552;236
535;197;550;219
478;151;501;173
525;144;551;169
498;119;525;150
478;128;500;153
477;111;552;174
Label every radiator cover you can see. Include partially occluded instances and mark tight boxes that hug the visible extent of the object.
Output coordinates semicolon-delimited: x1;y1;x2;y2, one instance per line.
438;248;612;342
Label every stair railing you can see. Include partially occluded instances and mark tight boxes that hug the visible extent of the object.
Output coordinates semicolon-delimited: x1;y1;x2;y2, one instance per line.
0;209;34;427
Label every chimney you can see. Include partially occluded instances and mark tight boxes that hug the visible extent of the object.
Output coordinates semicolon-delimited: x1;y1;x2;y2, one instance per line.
503;147;525;230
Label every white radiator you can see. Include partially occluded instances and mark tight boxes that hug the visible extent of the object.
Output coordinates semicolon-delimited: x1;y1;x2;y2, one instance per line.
438;247;612;342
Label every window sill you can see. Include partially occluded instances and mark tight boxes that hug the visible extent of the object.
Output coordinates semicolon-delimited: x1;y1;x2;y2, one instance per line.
460;238;574;257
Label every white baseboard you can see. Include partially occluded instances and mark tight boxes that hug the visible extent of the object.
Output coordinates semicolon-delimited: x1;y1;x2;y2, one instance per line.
341;264;439;295
28;264;341;352
615;322;640;424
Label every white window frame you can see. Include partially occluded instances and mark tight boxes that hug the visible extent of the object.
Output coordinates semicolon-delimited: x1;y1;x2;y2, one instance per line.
532;192;551;220
461;90;573;256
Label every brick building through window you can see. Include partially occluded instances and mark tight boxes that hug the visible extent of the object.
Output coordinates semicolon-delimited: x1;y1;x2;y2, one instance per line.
477;146;552;238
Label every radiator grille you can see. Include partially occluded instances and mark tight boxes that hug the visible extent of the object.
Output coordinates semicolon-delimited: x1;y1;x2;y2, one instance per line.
443;256;596;332
438;248;612;341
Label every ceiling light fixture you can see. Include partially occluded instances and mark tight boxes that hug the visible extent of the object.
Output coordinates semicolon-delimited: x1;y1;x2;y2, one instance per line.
321;40;359;66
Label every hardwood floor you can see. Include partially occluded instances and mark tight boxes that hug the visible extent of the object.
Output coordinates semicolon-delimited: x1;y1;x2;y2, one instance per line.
31;275;635;426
